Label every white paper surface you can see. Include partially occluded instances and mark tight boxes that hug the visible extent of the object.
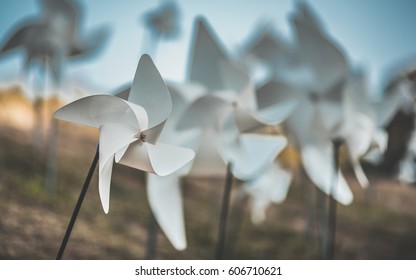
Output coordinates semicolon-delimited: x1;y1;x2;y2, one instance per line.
146;173;186;250
242;162;292;224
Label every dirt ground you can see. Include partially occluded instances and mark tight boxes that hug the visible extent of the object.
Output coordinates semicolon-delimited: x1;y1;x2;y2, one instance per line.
1;87;416;260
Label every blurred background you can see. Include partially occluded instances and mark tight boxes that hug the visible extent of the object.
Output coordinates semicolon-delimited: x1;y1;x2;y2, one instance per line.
0;0;416;260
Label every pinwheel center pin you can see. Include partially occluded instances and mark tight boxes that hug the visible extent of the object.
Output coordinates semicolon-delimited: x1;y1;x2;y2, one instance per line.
134;132;147;142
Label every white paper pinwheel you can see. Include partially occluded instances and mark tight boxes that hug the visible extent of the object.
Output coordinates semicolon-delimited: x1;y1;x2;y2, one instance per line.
0;0;109;83
111;81;198;251
142;1;181;40
174;18;292;180
54;55;195;215
337;70;398;187
254;2;353;204
383;64;416;182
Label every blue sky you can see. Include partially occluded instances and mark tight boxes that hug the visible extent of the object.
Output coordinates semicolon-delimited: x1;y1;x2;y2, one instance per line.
0;0;415;96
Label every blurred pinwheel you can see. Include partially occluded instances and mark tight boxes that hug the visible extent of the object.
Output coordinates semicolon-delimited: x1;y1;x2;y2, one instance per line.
381;63;416;182
0;0;109;83
111;81;198;251
54;54;195;215
141;1;181;55
254;2;352;204
337;69;407;188
175;18;293;180
127;17;293;250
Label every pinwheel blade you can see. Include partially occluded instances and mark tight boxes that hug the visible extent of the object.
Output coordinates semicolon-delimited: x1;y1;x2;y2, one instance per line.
176;95;230;131
147;143;195;176
54;94;148;130
146;173;187;250
222;134;287;180
129;54;171;136
189;18;229;90
98;156;113;214
117;141;194;176
243;162;292;224
69;26;110;59
291;6;348;92
301;144;353;205
98;123;137;213
234;100;296;132
188;129;227;177
256;79;299;110
344;113;373;161
0;22;37;55
352;161;369;188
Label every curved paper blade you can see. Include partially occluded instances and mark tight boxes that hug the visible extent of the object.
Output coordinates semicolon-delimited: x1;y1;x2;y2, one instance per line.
117;141;194;176
234;100;296;132
99;123;138;213
372;129;388;152
167;81;207;105
146;173;187;250
41;0;79;24
219;59;253;100
69;26;110;59
98;156;113;214
292;12;348;93
256;79;299;110
295;2;324;33
222;134;287;180
317;101;344;134
188;129;226;178
0;22;37;55
243;162;292;224
147;143;195;176
54;94;148;130
188;17;229;90
352;161;369;189
301;143;353;205
176;95;230;131
285;98;315;146
129;54;171;138
345;113;373;160
243;26;289;66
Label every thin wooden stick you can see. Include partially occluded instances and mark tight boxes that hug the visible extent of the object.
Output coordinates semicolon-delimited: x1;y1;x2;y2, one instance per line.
317;186;328;259
325;139;342;260
301;168;316;258
215;162;233;260
45;118;59;194
226;193;249;257
56;145;99;260
144;212;159;260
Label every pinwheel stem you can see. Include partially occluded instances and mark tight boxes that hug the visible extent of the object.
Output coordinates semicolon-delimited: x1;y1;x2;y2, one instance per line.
44;118;60;194
215;162;233;260
301;168;316;258
145;212;159;260
32;69;47;151
226;193;249;257
325;139;342;260
317;187;328;259
56;145;99;260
